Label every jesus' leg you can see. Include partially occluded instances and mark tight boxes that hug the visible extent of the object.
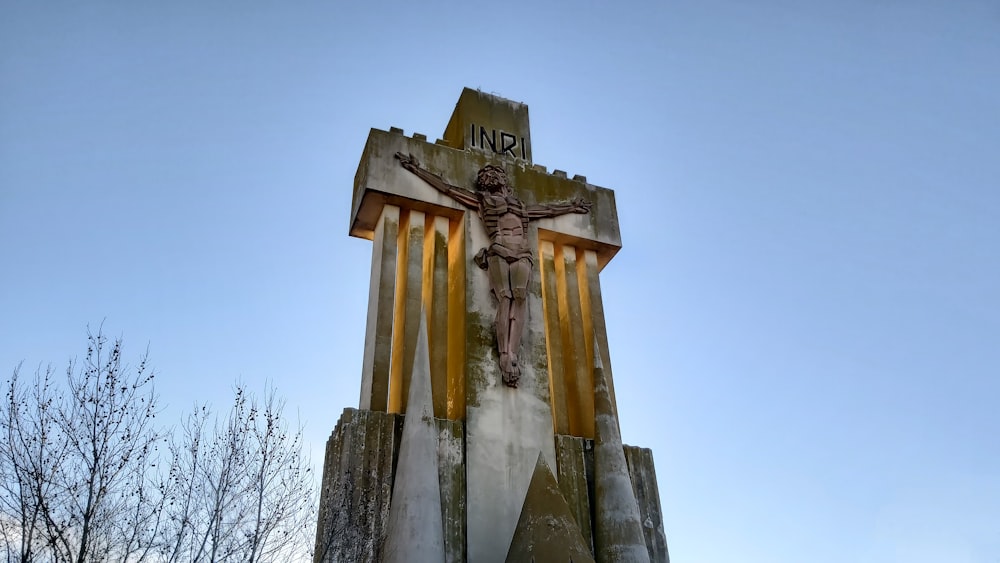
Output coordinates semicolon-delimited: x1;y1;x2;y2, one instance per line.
487;256;515;378
505;258;531;386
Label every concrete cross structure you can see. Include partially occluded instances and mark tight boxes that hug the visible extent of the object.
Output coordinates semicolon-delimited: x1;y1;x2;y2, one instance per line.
315;89;669;563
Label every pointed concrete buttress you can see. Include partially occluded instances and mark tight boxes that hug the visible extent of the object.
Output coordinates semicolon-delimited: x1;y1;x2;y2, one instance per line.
381;311;446;563
505;453;596;563
592;341;651;563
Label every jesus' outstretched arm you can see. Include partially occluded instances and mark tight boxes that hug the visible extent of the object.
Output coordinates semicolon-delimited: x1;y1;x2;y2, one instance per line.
395;152;480;210
525;197;592;219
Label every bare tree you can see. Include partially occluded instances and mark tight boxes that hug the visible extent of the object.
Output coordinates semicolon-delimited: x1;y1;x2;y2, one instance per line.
1;330;316;563
0;328;163;563
159;385;316;563
0;364;66;562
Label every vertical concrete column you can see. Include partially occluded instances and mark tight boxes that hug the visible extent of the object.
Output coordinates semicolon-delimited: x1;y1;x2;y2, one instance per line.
594;350;650;563
558;244;594;438
446;216;467;421
539;240;570;434
423;214;451;419
552;244;578;435
360;205;400;412
389;209;425;414
580;249;618;416
575;248;595;380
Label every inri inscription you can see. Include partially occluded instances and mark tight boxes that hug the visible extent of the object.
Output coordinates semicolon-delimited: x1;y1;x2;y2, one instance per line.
469;124;527;160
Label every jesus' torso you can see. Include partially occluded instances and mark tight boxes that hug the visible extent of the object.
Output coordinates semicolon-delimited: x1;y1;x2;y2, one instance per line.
479;192;530;253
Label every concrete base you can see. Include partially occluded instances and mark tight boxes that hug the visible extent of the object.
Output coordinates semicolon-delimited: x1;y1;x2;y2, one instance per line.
314;409;667;563
314;409;464;563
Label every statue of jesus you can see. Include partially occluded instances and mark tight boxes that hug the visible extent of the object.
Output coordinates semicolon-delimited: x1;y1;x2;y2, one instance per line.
395;152;591;387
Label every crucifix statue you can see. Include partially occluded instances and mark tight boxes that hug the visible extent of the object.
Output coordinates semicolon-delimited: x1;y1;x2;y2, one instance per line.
395;152;592;387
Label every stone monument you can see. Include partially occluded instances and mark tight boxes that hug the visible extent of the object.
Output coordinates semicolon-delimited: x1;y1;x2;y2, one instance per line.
315;89;669;563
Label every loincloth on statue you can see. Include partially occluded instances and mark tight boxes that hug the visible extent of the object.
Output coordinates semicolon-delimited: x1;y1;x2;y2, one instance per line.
474;243;534;270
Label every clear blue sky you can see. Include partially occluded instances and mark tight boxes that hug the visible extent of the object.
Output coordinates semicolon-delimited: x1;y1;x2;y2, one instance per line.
2;2;998;561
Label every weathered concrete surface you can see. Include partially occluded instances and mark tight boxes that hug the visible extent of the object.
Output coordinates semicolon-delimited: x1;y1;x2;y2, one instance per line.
441;88;533;164
382;315;445;562
505;454;595;563
313;408;668;563
554;434;595;551
624;447;670;563
356;201;466;421
438;417;466;563
359;205;399;412
387;209;426;415
539;243;621;438
553;436;669;563
314;409;469;563
464;385;556;563
314;409;401;563
593;351;651;563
